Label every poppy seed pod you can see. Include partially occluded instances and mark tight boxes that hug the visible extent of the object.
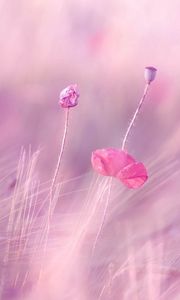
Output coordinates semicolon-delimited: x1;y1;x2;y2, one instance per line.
59;84;79;108
144;66;157;84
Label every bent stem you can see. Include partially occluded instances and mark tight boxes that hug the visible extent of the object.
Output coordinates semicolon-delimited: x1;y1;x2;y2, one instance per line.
39;108;70;279
121;83;150;150
50;107;70;201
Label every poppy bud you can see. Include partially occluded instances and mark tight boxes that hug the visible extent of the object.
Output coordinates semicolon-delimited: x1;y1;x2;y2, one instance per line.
144;66;157;84
59;84;79;108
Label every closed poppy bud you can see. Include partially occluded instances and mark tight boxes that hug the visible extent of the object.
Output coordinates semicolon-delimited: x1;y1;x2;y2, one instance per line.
144;66;157;84
59;84;79;108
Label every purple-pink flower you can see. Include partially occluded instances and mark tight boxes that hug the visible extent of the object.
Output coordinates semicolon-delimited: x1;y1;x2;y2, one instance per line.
91;148;148;189
59;84;79;108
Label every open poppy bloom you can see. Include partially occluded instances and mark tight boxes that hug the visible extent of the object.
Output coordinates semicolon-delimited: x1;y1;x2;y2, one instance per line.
91;148;148;189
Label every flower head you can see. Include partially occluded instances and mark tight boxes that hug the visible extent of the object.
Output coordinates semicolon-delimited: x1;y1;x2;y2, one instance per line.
59;84;79;108
91;148;148;189
144;66;157;84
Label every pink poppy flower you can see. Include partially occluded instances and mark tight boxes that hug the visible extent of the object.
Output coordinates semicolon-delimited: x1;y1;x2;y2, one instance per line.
59;84;79;108
91;148;148;189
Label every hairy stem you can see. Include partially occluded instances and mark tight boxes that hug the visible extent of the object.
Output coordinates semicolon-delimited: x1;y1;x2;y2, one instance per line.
40;108;70;278
50;108;70;200
122;83;150;150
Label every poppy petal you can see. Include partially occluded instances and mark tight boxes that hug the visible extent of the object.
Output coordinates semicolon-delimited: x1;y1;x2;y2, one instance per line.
91;148;136;177
116;162;148;189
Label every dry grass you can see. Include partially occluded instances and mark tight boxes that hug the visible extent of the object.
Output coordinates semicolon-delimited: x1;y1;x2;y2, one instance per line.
0;144;180;300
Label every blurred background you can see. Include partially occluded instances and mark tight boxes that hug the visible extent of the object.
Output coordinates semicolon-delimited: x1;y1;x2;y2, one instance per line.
1;1;180;299
0;0;180;179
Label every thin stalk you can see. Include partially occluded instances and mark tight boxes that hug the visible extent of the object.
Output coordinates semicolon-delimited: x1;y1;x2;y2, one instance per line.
39;108;70;280
122;83;150;150
50;108;70;200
